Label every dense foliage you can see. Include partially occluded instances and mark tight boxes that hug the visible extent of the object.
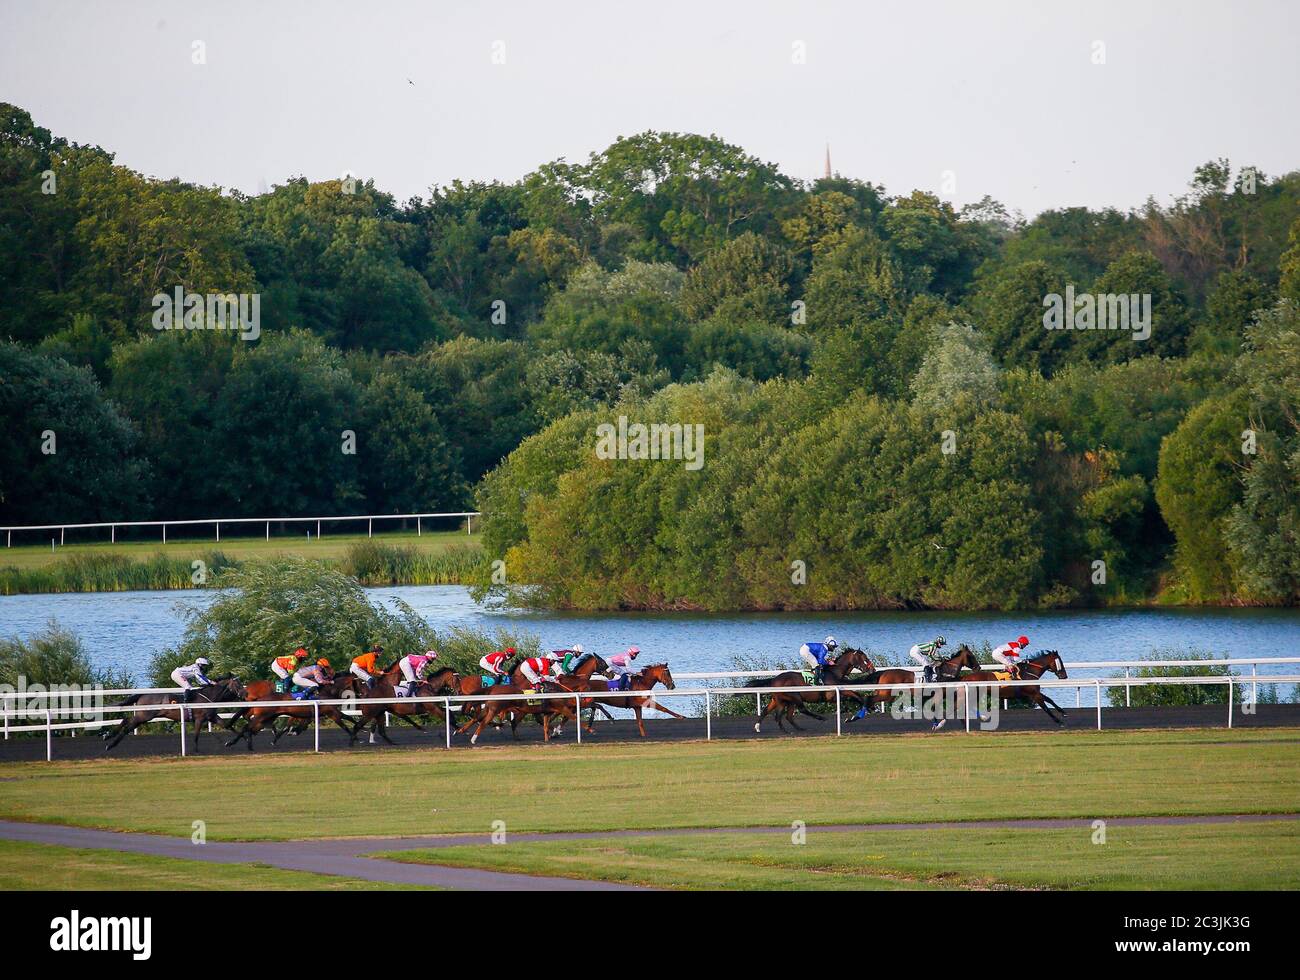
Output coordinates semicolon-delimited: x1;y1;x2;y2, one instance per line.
3;103;1298;607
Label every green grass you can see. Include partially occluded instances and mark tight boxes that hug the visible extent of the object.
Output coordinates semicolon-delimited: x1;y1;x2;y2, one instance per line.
382;821;1300;890
0;839;431;890
0;530;482;593
0;729;1296;841
0;529;474;569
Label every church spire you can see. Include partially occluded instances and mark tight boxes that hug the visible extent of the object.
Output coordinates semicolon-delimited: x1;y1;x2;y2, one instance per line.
824;143;831;180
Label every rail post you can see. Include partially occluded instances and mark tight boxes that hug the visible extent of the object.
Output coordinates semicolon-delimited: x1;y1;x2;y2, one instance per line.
705;690;711;741
835;687;841;736
179;701;187;757
313;700;320;753
1228;678;1234;729
444;698;452;749
575;695;582;744
1095;680;1102;730
368;518;373;538
964;684;971;732
1125;667;1131;708
1251;663;1257;705
46;707;52;761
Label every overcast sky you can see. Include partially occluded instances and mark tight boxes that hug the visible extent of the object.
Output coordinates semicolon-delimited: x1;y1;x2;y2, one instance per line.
2;0;1296;217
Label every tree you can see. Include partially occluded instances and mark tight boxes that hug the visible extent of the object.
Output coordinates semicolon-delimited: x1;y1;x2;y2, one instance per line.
910;322;1001;415
0;342;150;524
206;330;363;515
1155;391;1251;599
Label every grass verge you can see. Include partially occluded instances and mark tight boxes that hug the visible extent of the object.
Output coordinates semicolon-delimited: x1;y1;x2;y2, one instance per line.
0;728;1295;841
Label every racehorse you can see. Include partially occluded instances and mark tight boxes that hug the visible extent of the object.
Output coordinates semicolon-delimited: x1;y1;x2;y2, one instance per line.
224;674;357;750
103;677;246;753
454;653;613;739
549;663;682;738
948;650;1069;727
750;648;875;733
846;645;983;719
349;667;458;745
466;680;581;745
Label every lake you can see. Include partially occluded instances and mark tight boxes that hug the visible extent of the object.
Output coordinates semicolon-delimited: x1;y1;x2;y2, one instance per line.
1;586;1298;705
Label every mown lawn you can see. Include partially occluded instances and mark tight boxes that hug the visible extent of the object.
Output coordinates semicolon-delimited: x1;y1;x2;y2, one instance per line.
382;821;1300;890
0;839;430;890
0;728;1296;841
0;529;478;570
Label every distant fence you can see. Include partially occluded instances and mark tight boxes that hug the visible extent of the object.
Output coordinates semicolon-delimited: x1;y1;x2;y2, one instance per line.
3;657;1296;761
1;512;482;548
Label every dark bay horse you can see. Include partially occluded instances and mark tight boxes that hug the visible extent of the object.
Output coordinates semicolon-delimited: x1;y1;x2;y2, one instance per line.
751;648;875;733
550;663;683;738
349;667;458;744
225;675;357;750
103;677;246;752
951;650;1069;726
847;646;983;720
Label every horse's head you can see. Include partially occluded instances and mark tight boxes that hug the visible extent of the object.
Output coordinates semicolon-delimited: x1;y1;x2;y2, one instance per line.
1039;650;1066;679
220;676;247;700
591;653;610;674
951;646;981;672
424;667;456;694
839;648;875;675
642;663;674;690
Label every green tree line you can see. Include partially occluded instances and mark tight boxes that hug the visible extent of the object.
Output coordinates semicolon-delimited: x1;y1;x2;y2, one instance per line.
3;103;1299;606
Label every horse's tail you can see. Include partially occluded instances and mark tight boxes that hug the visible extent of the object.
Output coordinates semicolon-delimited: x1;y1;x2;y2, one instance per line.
747;675;779;688
119;692;143;707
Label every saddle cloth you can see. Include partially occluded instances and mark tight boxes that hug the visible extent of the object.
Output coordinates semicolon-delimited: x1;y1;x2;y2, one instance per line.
801;670;817;685
991;670;1012;682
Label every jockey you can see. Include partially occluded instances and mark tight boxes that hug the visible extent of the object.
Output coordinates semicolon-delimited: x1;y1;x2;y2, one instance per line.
518;654;557;689
478;647;515;683
909;636;948;683
799;636;839;685
607;646;640;691
292;658;331;697
349;646;386;689
171;658;213;703
271;648;309;691
398;650;438;697
992;635;1030;679
552;644;586;675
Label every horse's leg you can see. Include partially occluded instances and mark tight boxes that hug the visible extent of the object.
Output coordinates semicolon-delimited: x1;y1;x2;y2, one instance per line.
470;705;497;745
104;712;147;751
1038;691;1067;718
378;715;396;745
786;704;805;731
640;698;686;721
755;694;778;733
633;706;646;737
1031;691;1065;725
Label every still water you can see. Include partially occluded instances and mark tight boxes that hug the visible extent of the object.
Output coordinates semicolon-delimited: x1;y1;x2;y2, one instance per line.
1;587;1298;705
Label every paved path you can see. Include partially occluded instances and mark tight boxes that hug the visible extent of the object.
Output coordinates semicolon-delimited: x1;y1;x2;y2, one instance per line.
4;813;1297;890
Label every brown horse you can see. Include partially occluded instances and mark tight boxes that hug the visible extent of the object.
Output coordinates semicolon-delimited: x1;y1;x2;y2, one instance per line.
950;650;1069;727
846;645;983;720
349;667;458;744
751;648;875;733
466;680;580;745
225;674;357;750
103;677;246;752
453;654;614;739
550;663;683;738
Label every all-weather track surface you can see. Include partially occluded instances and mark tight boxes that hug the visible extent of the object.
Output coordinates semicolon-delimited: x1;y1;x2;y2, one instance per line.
2;703;1297;763
3;814;1297;891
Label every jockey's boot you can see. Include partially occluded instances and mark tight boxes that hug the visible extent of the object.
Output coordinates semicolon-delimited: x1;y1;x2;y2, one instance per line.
923;665;934;684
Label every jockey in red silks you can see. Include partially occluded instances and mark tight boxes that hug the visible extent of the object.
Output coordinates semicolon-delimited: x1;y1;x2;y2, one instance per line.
991;635;1030;679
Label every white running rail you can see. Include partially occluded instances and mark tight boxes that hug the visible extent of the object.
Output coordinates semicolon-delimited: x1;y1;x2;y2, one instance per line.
1;511;482;547
2;669;1297;761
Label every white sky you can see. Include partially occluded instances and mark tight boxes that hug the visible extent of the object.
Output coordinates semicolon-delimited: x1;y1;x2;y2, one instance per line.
2;0;1296;217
